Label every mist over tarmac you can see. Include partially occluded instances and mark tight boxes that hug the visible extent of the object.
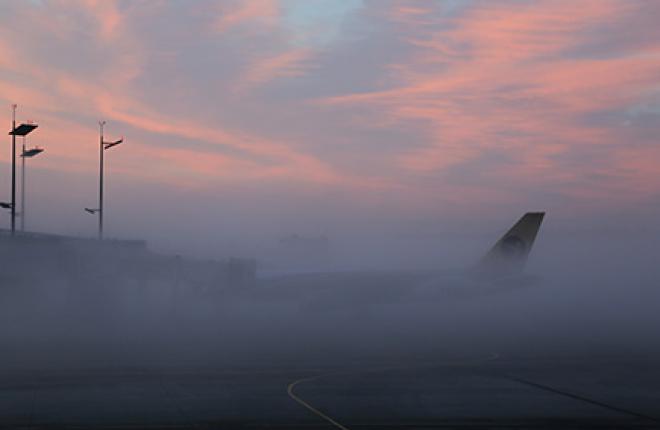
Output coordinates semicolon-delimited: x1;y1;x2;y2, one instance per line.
1;214;659;374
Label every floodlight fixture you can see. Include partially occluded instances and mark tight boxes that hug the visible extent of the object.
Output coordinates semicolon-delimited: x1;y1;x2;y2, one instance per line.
9;123;38;136
21;147;44;158
103;137;123;150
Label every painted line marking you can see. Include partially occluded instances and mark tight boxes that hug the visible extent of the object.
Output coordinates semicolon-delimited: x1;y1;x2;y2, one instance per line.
286;353;500;430
506;375;660;423
288;374;352;430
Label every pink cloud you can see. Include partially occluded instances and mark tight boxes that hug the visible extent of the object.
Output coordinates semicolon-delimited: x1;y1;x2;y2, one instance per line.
213;0;279;33
79;0;124;42
316;0;660;208
1;0;659;222
0;1;386;193
50;75;389;191
236;48;312;91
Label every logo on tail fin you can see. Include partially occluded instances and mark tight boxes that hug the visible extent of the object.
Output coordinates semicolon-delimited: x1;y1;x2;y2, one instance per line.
500;235;527;257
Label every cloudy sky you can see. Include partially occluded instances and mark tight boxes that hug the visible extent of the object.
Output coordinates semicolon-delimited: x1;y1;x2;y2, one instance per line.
0;0;659;254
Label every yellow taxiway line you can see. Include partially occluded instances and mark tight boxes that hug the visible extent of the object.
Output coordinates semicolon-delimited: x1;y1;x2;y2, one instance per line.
286;354;499;430
287;374;352;430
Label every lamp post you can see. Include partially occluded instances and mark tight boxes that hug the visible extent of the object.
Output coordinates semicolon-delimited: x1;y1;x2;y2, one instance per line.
20;137;44;232
85;121;122;239
98;120;105;239
8;104;38;235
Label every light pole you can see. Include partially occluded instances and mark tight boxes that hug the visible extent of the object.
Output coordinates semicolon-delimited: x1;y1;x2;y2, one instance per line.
8;104;38;235
85;121;122;239
20;137;44;232
98;120;105;239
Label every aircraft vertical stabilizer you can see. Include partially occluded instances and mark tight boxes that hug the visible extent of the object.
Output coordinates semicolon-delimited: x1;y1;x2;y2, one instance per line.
474;212;545;278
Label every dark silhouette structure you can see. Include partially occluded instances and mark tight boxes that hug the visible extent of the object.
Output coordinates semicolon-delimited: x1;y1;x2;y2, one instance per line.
8;104;38;235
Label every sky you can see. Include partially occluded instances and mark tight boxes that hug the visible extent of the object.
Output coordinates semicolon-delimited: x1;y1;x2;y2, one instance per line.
0;0;659;257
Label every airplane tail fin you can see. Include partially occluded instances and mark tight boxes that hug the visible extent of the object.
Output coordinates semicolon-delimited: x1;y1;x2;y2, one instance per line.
473;212;545;278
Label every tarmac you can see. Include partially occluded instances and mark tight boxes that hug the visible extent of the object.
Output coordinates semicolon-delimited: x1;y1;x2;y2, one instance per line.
0;354;658;429
1;269;659;428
